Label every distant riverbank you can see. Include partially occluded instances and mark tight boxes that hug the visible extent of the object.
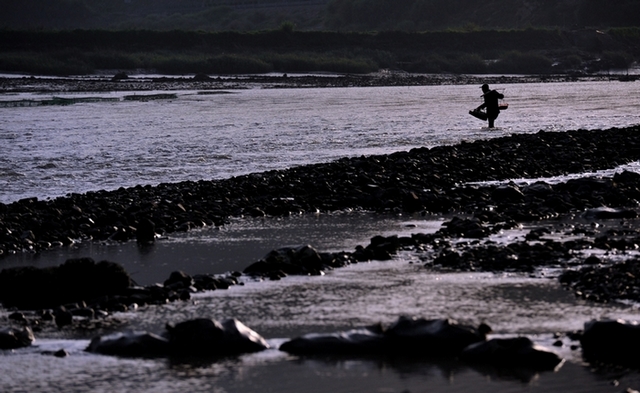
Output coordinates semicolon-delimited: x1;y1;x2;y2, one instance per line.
0;71;624;94
1;28;638;76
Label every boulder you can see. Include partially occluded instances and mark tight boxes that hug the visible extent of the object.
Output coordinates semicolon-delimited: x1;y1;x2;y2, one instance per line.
87;318;269;358
244;245;326;276
165;318;224;354
54;308;74;328
112;72;128;80
0;258;133;309
163;270;193;289
491;184;525;202
580;319;640;365
438;217;490;238
193;73;211;81
280;317;490;358
461;337;563;371
86;331;170;357
166;318;269;356
522;181;553;197
279;324;386;355
135;218;156;245
0;326;35;350
583;206;638;219
384;316;490;355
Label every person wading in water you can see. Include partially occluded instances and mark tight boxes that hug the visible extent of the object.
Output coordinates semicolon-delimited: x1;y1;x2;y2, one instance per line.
475;83;504;128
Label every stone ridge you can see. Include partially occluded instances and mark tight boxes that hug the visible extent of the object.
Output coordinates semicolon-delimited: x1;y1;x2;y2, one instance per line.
1;126;640;256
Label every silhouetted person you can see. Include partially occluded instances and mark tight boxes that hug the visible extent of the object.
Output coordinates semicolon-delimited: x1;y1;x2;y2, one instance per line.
475;83;504;128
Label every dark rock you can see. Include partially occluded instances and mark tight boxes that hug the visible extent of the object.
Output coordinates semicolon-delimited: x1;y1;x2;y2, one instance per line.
280;316;489;358
166;318;269;356
8;312;26;322
433;239;573;272
559;259;640;303
522;181;553;197
41;310;54;321
86;331;170;357
280;324;386;355
70;307;95;318
164;271;193;288
491;184;525;202
584;255;601;265
580;319;640;365
583;206;637;219
135;218;156;245
0;258;133;310
244;245;329;277
0;326;35;349
193;73;211;81
87;317;268;358
54;309;73;328
112;72;128;80
524;227;550;241
248;207;266;217
384;316;490;355
438;217;491;239
461;337;563;371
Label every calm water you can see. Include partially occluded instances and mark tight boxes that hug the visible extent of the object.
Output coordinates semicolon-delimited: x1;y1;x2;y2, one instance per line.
2;79;640;393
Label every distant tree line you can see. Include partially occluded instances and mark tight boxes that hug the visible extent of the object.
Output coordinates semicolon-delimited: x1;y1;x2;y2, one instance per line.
0;28;637;76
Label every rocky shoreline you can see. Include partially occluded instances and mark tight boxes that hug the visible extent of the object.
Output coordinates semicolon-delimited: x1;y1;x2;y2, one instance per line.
0;72;616;94
1;125;640;324
2;114;640;368
2;126;640;256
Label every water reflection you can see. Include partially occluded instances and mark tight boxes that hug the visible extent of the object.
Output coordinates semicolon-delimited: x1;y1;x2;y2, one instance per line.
0;212;441;285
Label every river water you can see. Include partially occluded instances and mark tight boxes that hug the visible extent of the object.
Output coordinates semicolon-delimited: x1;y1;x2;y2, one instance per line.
2;80;640;204
2;79;640;393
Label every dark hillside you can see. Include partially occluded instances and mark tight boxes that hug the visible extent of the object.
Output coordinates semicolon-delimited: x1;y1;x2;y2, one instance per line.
0;0;328;31
1;28;632;55
325;0;640;31
1;0;640;31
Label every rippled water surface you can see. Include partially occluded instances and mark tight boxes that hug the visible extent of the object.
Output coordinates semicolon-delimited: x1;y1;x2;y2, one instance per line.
1;80;640;204
2;79;640;393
